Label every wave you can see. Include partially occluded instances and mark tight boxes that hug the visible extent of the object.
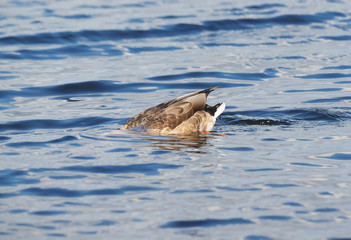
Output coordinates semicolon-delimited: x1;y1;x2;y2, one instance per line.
296;73;351;79
284;88;343;93
30;163;184;175
220;108;351;126
321;65;351;70
0;117;113;132
320;35;351;41
0;44;185;60
0;162;183;189
6;136;77;148
304;96;351;103
160;217;254;228
0;12;345;46
0;80;252;102
0;169;40;187
0;44;123;60
19;185;166;198
245;3;286;10
147;69;277;81
1;107;349;138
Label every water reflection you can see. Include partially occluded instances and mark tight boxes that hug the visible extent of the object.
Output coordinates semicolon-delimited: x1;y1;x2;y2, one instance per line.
102;130;210;153
143;134;210;153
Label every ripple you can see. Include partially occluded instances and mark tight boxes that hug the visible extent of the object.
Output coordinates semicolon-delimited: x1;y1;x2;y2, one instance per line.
296;73;351;79
261;138;283;141
105;148;133;153
46;233;66;238
0;169;40;187
0;44;185;61
290;162;324;167
246;3;286;10
171;189;214;194
20;186;167;198
258;215;292;221
63;14;92;19
0;12;344;46
76;231;97;235
245;236;276;240
319;191;334;196
150;150;171;155
0;117;112;132
28;163;184;176
199;42;251;48
284;88;343;93
127;46;182;54
15;222;56;230
69;156;96;160
321;65;351;70
0;163;182;197
0;44;123;60
0;81;248;102
232;119;291;126
0;136;10;142
217;186;262;192
265;183;298;188
335;80;351;84
282;202;304;207
328;238;351;240
49;175;86;180
303;96;351;103
317;152;351;160
278;54;309;59
314;207;339;213
218;147;255;151
160;217;254;228
147;70;277;81
9;209;28;214
320;35;351;41
94;220;117;226
221;108;351;126
30;210;68;216
158;15;196;20
6;135;77;148
245;168;282;172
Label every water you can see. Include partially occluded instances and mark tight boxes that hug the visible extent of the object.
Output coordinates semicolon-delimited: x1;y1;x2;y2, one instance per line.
1;0;351;239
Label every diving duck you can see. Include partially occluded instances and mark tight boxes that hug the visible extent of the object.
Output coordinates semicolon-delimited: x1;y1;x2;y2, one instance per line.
121;86;225;135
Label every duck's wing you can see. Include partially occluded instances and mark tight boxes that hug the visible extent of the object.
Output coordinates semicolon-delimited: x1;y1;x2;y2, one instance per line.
121;86;218;130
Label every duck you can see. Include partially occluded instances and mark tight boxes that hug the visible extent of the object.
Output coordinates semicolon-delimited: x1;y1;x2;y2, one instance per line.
120;86;225;135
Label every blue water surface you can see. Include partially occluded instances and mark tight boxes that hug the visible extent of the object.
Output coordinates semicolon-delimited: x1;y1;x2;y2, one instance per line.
1;0;351;239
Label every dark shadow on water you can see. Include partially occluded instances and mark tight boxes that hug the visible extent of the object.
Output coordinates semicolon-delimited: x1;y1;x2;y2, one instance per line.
219;107;351;127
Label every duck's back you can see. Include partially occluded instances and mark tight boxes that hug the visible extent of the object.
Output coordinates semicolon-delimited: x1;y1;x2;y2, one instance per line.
120;92;207;131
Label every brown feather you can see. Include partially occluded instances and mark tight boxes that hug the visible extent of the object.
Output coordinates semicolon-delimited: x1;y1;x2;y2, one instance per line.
120;87;220;134
165;111;215;135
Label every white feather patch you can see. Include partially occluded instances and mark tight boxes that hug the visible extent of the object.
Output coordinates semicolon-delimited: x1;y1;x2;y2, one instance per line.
214;103;226;119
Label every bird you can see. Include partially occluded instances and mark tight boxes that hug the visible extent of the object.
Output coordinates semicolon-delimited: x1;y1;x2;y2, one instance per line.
120;86;225;135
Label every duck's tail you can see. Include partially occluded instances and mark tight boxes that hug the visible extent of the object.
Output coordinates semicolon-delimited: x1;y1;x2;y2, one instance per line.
205;102;226;119
198;86;219;97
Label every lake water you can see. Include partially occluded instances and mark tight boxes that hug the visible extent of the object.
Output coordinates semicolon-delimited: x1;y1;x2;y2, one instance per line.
1;0;351;239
